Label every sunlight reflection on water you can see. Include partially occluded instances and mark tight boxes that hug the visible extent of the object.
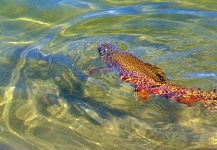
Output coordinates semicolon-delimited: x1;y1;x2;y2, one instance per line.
0;0;217;149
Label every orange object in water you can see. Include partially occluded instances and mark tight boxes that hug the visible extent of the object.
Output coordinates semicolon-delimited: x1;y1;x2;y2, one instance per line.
89;42;217;112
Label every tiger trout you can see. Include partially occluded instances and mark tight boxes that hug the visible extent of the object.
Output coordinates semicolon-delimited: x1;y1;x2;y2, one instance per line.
89;42;217;111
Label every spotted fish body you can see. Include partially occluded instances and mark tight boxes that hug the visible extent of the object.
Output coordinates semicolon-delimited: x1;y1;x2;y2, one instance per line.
89;43;217;111
96;43;167;84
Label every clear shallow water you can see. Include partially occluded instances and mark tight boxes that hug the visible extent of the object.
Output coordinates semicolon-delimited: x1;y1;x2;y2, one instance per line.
0;0;217;149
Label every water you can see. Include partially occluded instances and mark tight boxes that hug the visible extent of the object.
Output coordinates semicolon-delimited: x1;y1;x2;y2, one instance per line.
0;0;217;149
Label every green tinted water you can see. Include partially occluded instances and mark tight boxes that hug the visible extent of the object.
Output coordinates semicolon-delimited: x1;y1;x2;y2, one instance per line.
0;0;217;149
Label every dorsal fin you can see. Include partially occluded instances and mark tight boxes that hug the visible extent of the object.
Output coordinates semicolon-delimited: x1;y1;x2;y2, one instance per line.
143;63;167;83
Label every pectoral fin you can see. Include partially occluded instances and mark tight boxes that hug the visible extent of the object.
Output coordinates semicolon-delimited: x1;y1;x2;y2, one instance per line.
89;66;113;75
134;86;150;102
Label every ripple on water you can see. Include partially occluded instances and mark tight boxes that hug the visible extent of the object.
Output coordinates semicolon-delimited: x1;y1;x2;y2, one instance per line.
0;1;217;149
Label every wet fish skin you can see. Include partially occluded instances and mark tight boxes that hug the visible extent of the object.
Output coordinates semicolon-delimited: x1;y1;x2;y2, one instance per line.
89;42;217;112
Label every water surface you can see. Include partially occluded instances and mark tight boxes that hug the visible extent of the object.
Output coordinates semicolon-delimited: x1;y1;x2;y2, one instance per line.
0;0;217;149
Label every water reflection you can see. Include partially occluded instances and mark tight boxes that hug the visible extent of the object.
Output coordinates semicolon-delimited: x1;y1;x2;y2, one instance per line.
0;0;217;149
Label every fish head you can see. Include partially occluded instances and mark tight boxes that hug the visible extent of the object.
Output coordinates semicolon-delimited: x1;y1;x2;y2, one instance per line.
97;42;118;64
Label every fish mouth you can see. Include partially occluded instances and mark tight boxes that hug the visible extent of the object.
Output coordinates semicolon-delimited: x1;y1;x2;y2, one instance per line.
97;42;103;54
